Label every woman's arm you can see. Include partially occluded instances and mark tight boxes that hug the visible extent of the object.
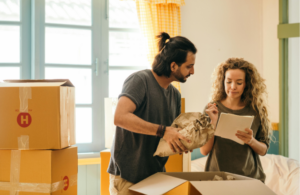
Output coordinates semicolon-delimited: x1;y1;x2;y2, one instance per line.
200;103;218;156
200;135;215;156
236;128;267;156
248;138;268;156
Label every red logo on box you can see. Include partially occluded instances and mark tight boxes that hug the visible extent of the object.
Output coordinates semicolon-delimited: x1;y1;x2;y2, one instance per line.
63;176;69;191
17;113;32;128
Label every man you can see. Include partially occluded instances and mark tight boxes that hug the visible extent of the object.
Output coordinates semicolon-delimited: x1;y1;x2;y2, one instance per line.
108;32;197;195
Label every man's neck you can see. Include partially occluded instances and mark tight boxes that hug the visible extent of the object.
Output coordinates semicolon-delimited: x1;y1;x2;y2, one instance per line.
151;70;174;89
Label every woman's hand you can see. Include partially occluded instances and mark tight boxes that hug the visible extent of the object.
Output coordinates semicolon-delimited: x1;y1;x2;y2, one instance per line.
205;103;219;127
236;128;268;155
236;128;254;145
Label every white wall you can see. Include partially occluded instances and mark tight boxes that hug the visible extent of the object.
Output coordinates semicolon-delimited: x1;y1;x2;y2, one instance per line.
262;0;279;123
181;0;279;123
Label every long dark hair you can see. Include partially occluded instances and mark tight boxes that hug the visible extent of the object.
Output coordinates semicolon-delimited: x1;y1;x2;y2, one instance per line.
152;32;197;77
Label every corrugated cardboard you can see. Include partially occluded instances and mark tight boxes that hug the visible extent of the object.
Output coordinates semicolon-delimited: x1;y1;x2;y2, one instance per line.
100;149;190;195
0;146;78;195
0;79;75;150
129;172;276;195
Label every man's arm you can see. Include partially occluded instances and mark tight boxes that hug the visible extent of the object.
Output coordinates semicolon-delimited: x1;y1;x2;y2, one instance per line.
114;96;191;153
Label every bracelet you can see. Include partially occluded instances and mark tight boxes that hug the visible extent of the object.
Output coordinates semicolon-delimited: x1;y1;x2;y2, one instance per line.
156;125;163;138
161;125;166;138
156;125;166;138
247;138;253;145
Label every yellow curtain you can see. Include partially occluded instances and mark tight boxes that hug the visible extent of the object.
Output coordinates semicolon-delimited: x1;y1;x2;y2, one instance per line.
134;0;184;92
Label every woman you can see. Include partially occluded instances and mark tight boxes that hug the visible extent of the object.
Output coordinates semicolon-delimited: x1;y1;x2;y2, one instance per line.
201;57;271;182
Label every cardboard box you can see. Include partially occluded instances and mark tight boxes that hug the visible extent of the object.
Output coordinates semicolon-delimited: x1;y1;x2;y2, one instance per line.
0;146;78;195
129;172;276;195
0;79;75;150
100;149;191;195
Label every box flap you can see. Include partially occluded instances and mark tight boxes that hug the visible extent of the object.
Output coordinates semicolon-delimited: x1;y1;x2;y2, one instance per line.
162;172;208;181
3;79;74;87
163;172;233;181
129;173;187;195
190;180;276;195
0;82;67;87
224;172;254;180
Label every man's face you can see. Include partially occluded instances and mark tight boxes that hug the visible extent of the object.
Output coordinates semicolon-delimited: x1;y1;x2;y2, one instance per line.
172;51;195;83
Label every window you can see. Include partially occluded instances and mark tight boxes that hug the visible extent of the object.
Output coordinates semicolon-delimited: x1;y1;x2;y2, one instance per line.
279;0;300;159
0;0;148;153
108;0;148;98
0;0;30;82
288;0;300;161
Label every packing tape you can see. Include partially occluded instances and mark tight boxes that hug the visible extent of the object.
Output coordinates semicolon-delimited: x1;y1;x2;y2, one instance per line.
51;174;77;192
0;150;77;194
17;135;29;150
67;88;71;146
19;87;32;113
18;87;32;150
61;87;69;146
70;88;75;145
60;87;75;147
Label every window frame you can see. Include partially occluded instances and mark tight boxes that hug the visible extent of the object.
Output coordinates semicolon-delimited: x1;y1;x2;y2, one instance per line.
278;0;300;158
1;0;149;153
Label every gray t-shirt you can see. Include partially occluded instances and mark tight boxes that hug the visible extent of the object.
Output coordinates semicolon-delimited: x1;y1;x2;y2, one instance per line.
204;101;270;182
107;69;181;184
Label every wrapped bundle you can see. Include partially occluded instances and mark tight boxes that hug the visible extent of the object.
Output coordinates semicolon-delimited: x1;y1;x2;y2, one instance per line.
153;112;214;157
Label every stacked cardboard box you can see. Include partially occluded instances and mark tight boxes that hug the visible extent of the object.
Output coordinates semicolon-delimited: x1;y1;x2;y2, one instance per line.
0;80;78;195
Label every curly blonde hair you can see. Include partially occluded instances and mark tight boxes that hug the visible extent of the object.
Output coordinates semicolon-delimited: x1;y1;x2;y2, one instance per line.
211;57;271;142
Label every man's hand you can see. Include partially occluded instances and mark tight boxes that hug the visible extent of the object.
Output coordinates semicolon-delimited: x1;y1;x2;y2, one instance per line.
163;127;191;153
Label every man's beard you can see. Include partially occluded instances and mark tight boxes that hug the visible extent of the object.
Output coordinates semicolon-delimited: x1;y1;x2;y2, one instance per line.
173;69;190;83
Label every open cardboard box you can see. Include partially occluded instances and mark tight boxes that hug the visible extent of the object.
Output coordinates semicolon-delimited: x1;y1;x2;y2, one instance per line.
129;172;276;195
0;79;75;150
100;149;191;195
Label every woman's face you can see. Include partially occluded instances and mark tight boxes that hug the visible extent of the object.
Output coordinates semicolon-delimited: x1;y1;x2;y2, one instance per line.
224;69;246;100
